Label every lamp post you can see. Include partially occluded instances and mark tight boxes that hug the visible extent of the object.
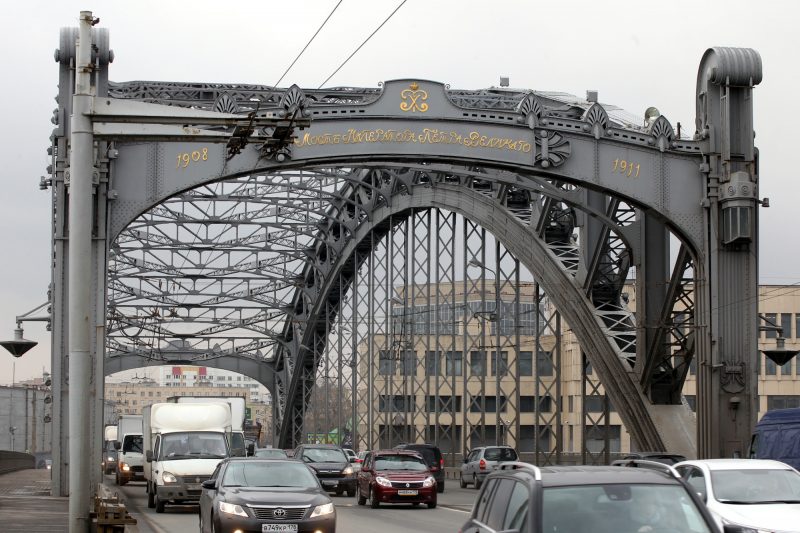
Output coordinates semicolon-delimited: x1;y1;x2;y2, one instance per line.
466;259;504;446
758;314;800;366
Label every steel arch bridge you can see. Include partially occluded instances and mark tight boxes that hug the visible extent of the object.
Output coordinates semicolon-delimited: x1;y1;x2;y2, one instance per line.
47;21;762;500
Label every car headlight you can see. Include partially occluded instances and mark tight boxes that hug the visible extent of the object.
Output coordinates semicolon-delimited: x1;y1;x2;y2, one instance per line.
342;465;354;475
162;472;178;483
375;476;392;487
219;501;248;517
107;456;115;462
421;476;435;488
310;502;335;518
120;462;130;472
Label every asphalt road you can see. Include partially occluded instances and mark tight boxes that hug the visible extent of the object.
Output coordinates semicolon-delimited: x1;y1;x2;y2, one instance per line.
104;474;478;533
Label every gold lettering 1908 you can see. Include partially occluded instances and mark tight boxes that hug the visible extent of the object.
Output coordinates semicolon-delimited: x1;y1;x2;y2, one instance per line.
612;158;640;178
176;147;209;169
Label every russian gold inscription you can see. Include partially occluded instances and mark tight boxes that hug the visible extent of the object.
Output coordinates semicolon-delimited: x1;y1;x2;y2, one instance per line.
612;158;640;178
400;82;429;113
176;147;209;169
294;128;531;153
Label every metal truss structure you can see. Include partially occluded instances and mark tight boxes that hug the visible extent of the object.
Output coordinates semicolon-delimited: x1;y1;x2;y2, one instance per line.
45;18;764;528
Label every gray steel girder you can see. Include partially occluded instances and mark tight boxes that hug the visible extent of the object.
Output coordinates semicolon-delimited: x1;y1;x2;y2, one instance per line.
275;174;692;452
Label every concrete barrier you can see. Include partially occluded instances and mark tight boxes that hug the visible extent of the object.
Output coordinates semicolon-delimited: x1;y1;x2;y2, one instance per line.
0;450;36;475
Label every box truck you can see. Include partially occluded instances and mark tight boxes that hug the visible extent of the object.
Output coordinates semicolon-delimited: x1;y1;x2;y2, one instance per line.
167;396;248;456
114;415;144;485
749;407;800;470
143;402;232;513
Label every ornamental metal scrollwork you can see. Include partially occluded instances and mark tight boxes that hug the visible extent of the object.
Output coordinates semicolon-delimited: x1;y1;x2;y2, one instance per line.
279;84;310;118
516;93;543;127
582;103;609;138
213;92;240;114
648;115;676;152
535;130;571;168
720;362;746;394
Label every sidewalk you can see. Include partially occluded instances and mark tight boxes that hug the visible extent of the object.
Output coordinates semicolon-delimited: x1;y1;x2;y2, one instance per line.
0;468;68;532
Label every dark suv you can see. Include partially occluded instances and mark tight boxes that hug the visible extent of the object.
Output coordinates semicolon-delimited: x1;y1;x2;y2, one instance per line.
393;443;445;493
294;443;357;496
459;461;728;533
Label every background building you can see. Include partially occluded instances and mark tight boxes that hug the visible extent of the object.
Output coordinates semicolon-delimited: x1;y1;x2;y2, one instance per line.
348;283;799;462
0;374;53;465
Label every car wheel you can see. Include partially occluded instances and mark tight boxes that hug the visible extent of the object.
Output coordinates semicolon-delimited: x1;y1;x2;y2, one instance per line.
459;473;467;488
474;474;482;490
346;487;356;498
147;484;155;508
335;488;343;496
370;487;380;509
357;484;367;506
115;471;120;485
438;480;445;493
427;500;437;509
155;493;165;513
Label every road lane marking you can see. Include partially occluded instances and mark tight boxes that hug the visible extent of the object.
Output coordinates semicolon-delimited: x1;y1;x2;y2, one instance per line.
438;504;471;514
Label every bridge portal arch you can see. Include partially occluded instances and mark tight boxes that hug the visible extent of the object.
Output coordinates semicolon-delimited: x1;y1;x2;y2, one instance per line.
48;19;762;507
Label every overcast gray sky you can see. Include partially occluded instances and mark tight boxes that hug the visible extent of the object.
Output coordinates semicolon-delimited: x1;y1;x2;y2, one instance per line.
1;0;797;384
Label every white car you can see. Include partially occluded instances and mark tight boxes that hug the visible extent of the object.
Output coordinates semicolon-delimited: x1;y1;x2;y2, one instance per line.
674;458;800;532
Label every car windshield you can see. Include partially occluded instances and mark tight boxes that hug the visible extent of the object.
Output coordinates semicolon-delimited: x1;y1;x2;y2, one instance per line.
374;455;428;471
122;435;143;453
161;432;227;459
403;447;438;465
302;448;347;463
711;468;800;503
542;484;713;533
223;461;319;488
484;448;517;461
254;449;288;459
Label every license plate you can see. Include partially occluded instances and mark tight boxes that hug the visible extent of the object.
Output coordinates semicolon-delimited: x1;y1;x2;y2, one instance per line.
322;480;338;487
397;489;418;496
262;525;298;533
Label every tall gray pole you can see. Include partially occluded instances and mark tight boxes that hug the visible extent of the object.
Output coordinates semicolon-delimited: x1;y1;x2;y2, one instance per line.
68;11;95;532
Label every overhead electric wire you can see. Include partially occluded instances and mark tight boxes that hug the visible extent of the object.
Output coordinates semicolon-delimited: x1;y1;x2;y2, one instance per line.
318;0;408;88
274;0;344;88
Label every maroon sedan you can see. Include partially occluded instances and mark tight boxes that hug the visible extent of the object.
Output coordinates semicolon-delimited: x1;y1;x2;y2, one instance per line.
356;450;437;509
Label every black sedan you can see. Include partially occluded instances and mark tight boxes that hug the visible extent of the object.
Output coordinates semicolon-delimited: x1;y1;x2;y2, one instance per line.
199;458;336;533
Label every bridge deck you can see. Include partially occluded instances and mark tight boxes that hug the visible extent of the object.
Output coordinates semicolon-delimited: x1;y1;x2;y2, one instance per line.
0;468;67;532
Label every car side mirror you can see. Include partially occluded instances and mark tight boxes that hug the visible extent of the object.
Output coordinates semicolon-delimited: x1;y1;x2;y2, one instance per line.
201;479;217;490
145;450;153;462
113;441;121;451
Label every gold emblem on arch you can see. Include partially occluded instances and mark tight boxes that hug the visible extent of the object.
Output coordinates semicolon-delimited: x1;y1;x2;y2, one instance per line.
400;82;429;113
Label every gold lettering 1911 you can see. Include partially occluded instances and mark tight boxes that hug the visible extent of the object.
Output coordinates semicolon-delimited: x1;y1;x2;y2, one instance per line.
176;147;209;169
613;158;640;178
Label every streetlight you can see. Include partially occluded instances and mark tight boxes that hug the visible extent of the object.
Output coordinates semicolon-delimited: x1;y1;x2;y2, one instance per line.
0;326;38;358
0;302;50;358
759;314;800;366
467;258;507;446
